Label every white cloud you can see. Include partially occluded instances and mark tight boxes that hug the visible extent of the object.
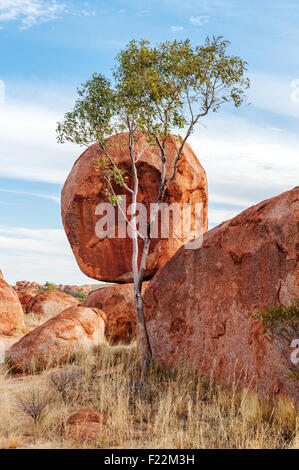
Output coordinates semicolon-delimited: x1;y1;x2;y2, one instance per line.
249;72;299;118
0;226;94;284
208;208;241;227
80;9;96;17
1;81;299;214
171;25;184;32
0;80;5;104
189;112;299;227
0;0;66;30
189;15;209;26
0;188;60;203
0;99;80;184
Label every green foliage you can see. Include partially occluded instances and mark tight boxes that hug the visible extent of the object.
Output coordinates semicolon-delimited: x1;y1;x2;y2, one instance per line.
46;282;57;291
57;37;249;201
57;73;116;146
114;37;249;136
253;301;299;333
253;301;299;381
74;289;88;303
94;155;127;204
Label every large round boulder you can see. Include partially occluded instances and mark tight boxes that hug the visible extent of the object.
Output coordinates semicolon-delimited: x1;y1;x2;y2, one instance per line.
9;306;107;372
25;290;79;317
143;187;299;404
0;276;24;333
62;132;208;283
83;282;149;344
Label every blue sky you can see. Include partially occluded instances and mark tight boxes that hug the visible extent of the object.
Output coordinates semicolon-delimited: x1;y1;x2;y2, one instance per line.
0;0;299;284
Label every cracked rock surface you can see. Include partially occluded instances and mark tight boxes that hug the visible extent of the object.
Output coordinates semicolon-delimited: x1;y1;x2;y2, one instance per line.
9;306;107;372
0;272;24;333
61;132;208;283
144;186;299;403
25;290;79;317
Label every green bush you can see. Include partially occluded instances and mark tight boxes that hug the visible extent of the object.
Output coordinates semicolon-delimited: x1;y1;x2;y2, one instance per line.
46;282;57;291
253;301;299;332
253;301;299;380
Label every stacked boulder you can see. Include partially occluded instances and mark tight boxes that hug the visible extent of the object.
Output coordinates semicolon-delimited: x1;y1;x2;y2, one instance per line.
61;132;208;283
61;132;208;344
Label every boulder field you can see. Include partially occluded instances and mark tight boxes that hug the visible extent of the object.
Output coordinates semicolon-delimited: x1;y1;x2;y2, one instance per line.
83;282;149;344
61;132;208;283
9;306;107;372
143;187;299;403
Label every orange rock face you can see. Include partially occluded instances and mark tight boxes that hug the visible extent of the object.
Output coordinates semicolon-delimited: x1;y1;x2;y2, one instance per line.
0;277;24;333
84;282;149;344
62;133;208;283
9;306;107;372
25;290;79;317
16;291;36;312
66;408;108;441
143;187;299;404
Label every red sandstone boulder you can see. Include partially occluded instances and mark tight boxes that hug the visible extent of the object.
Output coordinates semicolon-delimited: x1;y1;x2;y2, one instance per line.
0;277;24;333
62;132;208;283
65;408;108;441
143;187;299;404
0;334;22;357
25;290;79;317
9;306;107;372
16;291;36;312
84;282;149;344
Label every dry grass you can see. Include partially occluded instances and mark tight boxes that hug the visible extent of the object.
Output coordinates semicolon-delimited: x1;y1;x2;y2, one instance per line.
0;341;298;449
23;312;54;334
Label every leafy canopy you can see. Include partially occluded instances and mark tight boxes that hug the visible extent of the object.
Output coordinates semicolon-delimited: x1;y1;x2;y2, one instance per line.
57;36;250;149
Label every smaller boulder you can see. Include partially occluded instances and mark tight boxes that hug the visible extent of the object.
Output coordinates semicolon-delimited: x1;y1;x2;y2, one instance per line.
84;282;149;344
16;291;36;312
65;408;108;441
26;290;79;317
0;277;24;333
9;306;107;372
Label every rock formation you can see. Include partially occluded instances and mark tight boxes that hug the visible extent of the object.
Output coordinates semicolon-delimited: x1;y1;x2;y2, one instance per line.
9;306;107;372
16;291;36;312
143;187;299;403
65;408;108;441
25;290;79;317
84;282;149;344
0;275;24;333
62;132;208;283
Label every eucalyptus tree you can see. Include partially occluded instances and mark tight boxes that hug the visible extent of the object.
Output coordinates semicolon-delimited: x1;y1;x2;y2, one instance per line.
57;37;250;368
